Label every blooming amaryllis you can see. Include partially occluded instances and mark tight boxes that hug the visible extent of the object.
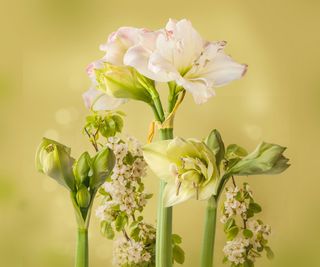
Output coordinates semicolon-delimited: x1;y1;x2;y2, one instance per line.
83;19;247;110
126;19;247;104
142;137;219;207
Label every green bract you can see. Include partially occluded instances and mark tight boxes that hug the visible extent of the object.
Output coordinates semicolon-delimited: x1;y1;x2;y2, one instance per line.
227;142;290;176
95;63;154;104
143;137;219;207
35;138;75;191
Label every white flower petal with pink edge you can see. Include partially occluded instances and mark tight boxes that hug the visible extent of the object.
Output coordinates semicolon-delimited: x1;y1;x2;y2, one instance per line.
82;87;126;111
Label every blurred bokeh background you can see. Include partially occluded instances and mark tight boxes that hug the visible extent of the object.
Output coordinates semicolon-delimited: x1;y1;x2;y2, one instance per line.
1;0;319;266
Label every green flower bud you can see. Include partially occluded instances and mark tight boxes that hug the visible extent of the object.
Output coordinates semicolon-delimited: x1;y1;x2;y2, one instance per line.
143;137;219;207
95;63;153;103
73;152;92;185
205;129;225;170
35;138;75;191
76;185;91;208
90;147;116;189
227;142;290;176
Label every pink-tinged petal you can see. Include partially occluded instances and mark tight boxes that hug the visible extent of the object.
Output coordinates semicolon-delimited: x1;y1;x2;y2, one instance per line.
203;51;248;87
176;76;215;104
86;60;104;84
123;30;170;82
100;27;141;65
163;182;195;207
82;88;126;111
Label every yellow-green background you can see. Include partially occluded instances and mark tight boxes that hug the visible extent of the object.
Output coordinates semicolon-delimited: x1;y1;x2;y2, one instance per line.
1;0;319;266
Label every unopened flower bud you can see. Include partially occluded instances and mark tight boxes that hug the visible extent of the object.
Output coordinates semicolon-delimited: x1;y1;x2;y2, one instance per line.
73;152;91;185
76;185;91;208
35;138;75;191
91;147;116;189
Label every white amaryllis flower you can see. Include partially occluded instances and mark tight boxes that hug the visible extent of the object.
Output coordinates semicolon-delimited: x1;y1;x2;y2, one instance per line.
143;137;219;207
125;19;247;104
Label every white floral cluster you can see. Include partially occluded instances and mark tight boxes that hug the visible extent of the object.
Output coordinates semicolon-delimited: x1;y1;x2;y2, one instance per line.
223;237;250;265
220;186;249;223
96;136;149;220
247;220;272;252
113;237;152;266
137;222;156;243
221;183;273;266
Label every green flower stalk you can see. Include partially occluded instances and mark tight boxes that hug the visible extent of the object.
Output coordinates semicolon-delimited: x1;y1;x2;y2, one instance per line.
36;138;115;267
200;130;290;267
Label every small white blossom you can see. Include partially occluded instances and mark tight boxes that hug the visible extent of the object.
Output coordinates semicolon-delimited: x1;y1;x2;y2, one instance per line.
223;238;250;265
113;237;152;266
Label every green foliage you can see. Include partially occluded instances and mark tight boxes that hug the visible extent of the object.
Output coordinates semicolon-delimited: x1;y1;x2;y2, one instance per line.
115;214;128;232
172;234;185;265
101;221;115;240
172;245;185;264
84;111;125;148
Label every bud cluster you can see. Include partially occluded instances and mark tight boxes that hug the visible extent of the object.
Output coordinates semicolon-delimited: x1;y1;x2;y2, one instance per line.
221;183;274;267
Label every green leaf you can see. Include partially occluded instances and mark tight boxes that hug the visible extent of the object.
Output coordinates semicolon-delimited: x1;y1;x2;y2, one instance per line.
224;218;236;232
222;256;228;264
265;246;275;260
130;226;140;241
172;245;185;264
226;226;239;240
244;260;254;267
249;202;262;213
243;229;253;238
172;234;182;244
112;114;124;133
115;214;127;232
205;129;225;169
100;221;114;240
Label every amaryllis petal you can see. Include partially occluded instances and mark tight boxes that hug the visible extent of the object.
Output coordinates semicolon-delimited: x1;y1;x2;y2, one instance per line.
82;88;126;111
100;27;141;66
163;182;195;207
203;52;248;87
142;140;173;182
199;179;218;200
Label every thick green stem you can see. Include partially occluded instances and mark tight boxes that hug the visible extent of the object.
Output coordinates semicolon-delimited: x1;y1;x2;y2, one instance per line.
156;128;173;267
201;196;217;267
76;228;88;267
